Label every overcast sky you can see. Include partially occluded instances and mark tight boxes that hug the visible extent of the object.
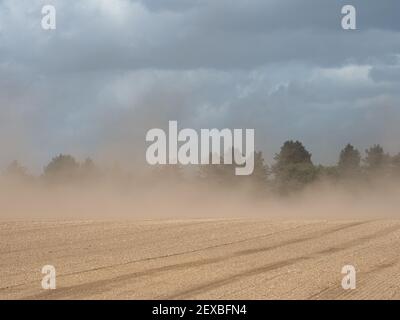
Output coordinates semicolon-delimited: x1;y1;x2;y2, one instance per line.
1;0;400;172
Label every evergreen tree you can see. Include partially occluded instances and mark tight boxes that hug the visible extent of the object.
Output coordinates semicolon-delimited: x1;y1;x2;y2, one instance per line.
338;144;361;176
273;140;316;193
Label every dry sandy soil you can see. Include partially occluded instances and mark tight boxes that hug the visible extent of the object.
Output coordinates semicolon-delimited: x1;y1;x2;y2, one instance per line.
1;219;400;300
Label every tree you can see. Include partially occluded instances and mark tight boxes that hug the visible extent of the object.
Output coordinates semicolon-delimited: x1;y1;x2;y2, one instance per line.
81;158;96;171
273;140;316;193
198;149;269;189
274;140;312;167
315;165;339;180
338;144;361;176
364;145;390;172
236;151;270;194
198;152;236;186
80;157;100;181
249;151;269;186
391;153;400;176
43;154;80;183
3;160;30;182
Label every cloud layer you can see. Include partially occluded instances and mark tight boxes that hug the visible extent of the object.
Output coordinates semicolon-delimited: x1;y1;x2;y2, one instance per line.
0;0;400;171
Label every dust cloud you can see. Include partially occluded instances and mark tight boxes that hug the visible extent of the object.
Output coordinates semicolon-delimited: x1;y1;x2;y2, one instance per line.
1;170;399;221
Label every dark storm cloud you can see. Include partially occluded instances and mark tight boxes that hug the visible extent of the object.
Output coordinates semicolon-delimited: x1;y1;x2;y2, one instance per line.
0;0;399;171
370;66;400;83
2;0;400;72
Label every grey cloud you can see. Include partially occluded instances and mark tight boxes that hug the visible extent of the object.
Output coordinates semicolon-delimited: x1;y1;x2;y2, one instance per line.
370;66;400;83
2;0;400;73
0;0;400;171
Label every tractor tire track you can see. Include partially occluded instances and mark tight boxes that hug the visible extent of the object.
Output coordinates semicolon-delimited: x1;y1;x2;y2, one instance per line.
23;221;371;299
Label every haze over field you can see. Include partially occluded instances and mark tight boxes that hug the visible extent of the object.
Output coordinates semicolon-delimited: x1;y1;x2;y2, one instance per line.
1;166;400;220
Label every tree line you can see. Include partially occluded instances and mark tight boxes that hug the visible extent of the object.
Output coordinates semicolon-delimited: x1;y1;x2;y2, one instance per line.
197;141;400;194
3;141;400;194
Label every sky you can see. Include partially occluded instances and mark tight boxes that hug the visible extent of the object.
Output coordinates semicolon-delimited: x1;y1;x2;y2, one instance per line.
0;0;400;172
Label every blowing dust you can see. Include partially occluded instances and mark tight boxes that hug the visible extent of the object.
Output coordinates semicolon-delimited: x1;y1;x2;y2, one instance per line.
1;172;399;220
